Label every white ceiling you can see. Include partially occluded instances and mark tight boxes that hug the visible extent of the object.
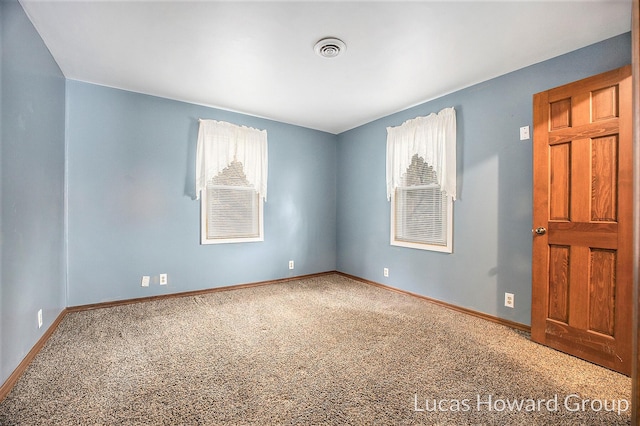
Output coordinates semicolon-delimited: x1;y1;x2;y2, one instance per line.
20;0;632;134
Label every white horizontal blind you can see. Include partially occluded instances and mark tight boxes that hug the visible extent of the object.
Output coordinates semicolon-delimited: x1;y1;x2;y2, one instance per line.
206;186;260;240
202;161;262;244
394;184;447;245
392;154;452;252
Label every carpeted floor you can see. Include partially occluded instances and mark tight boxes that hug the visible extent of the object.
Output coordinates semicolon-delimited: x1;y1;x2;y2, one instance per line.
0;274;631;425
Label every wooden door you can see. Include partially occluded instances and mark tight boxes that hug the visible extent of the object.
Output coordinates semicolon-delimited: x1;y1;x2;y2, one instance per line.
532;65;633;376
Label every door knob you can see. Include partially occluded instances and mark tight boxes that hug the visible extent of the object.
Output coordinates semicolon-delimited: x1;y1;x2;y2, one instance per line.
533;227;547;235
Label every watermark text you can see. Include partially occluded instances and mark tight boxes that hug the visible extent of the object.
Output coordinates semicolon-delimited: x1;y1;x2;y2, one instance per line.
413;394;629;416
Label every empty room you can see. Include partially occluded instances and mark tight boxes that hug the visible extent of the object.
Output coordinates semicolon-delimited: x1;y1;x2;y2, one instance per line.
0;0;638;424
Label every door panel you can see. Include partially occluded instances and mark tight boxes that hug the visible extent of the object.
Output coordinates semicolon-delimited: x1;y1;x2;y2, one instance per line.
548;245;570;323
591;136;618;221
532;65;632;376
550;98;572;130
549;143;571;220
588;248;616;336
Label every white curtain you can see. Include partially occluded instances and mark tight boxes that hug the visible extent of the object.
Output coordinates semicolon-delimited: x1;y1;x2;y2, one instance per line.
196;119;268;201
386;107;456;201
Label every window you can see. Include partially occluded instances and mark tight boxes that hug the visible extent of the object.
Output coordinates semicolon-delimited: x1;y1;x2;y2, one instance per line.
195;120;267;245
386;107;456;253
201;161;263;244
391;155;453;252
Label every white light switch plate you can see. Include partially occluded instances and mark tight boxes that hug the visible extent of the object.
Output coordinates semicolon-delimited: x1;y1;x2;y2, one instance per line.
519;126;530;140
141;276;150;287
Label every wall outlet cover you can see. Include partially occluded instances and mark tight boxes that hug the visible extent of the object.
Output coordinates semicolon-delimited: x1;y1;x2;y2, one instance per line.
141;276;150;287
505;292;515;308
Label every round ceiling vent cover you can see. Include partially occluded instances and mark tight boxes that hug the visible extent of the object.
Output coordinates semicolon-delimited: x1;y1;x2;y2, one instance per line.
314;37;346;58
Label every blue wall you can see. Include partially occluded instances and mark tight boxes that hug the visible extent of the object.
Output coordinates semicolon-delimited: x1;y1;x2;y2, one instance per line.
0;0;67;385
65;81;337;306
336;33;632;326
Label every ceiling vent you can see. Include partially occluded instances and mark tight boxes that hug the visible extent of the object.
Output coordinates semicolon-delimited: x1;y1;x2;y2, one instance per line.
314;38;346;59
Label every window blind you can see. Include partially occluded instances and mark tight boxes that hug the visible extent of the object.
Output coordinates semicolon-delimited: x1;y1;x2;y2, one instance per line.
201;160;263;244
394;184;447;246
206;185;260;240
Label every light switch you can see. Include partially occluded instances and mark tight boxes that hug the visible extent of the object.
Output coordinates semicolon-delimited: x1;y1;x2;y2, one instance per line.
519;126;530;140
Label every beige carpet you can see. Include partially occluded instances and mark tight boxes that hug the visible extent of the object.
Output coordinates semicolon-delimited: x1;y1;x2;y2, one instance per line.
0;274;631;425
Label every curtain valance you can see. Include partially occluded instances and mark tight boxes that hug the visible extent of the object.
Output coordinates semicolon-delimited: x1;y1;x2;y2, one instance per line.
196;119;268;201
386;107;456;200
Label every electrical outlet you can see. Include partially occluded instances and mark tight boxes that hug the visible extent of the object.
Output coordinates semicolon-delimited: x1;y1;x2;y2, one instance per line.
159;273;168;285
141;276;150;287
37;309;43;329
383;268;389;278
289;260;294;270
519;126;530;140
505;292;514;308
